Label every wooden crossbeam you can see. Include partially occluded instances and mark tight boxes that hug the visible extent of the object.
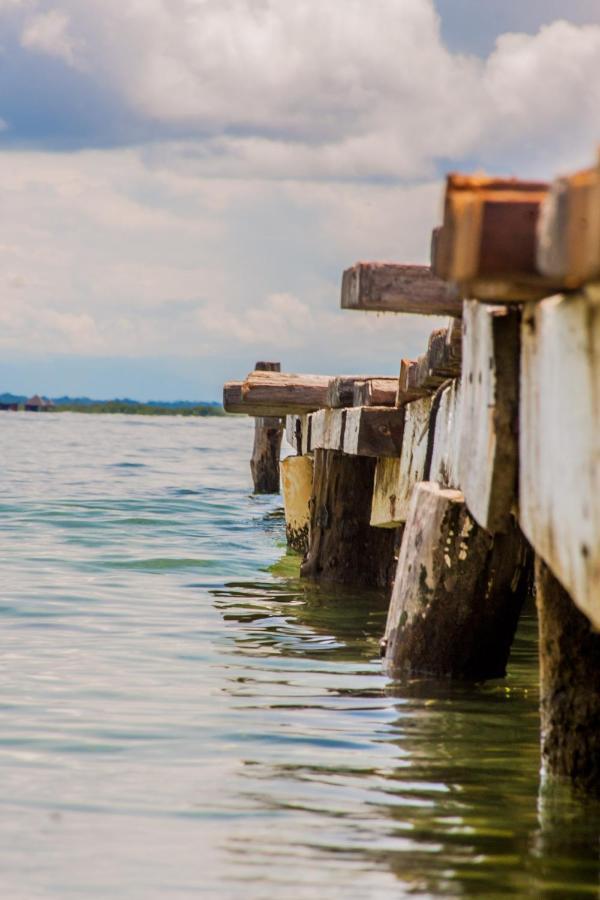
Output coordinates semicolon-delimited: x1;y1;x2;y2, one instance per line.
352;377;398;408
341;262;462;316
432;173;555;301
537;157;600;289
239;371;330;415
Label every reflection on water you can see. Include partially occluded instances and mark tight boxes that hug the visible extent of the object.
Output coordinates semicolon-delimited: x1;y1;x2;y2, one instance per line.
0;412;598;898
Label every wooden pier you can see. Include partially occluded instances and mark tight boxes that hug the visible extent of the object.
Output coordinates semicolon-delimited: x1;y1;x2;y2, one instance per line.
223;149;600;794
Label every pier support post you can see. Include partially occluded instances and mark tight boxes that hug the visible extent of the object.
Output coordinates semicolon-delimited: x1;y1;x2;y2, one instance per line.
250;362;283;494
280;455;314;554
383;482;531;679
536;556;600;792
301;449;399;588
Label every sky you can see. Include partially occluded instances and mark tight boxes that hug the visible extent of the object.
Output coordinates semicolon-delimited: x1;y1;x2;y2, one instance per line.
1;0;600;401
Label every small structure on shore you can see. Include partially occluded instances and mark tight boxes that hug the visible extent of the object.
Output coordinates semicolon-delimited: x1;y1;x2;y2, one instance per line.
24;395;55;412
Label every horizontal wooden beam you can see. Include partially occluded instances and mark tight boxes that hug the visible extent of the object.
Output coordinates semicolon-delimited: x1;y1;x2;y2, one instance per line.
537;158;600;289
341;262;462;317
433;173;557;302
223;381;293;417
352;377;398;408
326;374;388;408
343;407;405;457
240;371;331;415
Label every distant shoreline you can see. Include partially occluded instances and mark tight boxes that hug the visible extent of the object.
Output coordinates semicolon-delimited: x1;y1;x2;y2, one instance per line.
53;402;225;416
1;401;225;417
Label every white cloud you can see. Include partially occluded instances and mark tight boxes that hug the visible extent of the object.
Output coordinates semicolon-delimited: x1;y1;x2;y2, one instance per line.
12;1;596;180
4;2;600;393
21;9;82;68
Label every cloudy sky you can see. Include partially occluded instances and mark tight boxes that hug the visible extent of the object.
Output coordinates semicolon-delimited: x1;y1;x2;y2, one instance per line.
1;0;600;400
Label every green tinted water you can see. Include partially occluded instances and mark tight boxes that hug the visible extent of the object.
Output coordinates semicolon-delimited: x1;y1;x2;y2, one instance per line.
0;413;598;898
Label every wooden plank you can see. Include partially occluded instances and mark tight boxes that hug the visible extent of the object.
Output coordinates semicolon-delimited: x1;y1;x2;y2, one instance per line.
370;396;433;526
285;415;304;454
520;291;600;629
352;377;398;408
397;359;429;404
326;374;389;408
301;413;312;456
341;262;462;317
280;455;314;553
537;158;600;289
458;301;519;533
433;173;555;301
241;371;330;415
382;482;530;679
309;409;346;452
428;378;462;489
343;407;405;458
224;380;306;417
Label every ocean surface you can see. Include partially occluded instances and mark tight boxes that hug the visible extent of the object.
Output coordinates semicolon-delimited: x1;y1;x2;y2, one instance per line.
1;411;599;899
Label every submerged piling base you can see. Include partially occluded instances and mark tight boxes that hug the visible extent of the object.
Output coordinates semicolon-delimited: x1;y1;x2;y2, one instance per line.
536;557;600;793
300;449;399;588
383;482;531;680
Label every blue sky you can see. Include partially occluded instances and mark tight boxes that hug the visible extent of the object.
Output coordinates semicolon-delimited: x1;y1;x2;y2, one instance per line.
1;0;600;400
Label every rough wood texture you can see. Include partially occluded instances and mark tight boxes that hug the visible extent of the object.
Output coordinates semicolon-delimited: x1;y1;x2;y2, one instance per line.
369;396;433;527
343;407;405;458
536;556;600;792
428;379;462;489
280;455;314;554
352;378;398;408
300;450;398;588
434;173;554;301
341;263;462;317
250;362;283;493
520;291;600;629
383;483;531;679
397;359;429;404
285;414;304;455
459;301;520;534
326;375;385;408
223;381;246;414
309;409;346;452
537;159;600;288
241;371;330;415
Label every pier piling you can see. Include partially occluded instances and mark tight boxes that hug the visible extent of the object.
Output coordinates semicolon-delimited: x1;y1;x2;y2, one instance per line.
250;362;283;494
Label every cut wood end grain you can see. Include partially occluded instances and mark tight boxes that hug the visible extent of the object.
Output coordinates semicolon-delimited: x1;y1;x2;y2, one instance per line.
341;262;462;317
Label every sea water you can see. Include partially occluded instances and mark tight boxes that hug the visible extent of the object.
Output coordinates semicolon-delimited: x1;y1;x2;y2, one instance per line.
0;412;599;899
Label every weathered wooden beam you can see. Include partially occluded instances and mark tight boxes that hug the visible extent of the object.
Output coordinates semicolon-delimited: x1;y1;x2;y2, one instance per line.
433;173;555;301
458;301;520;533
343;407;405;458
352;378;398;408
309;408;346;452
300;449;398;588
370;396;433;527
326;375;386;408
224;381;295;417
250;362;283;494
428;378;462;489
285;414;303;455
536;555;600;793
280;455;314;554
341;262;462;317
520;291;600;629
537;158;600;289
382;482;531;679
396;359;429;404
241;371;331;415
